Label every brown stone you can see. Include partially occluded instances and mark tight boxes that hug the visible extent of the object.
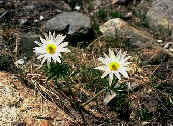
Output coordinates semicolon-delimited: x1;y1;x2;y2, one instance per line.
99;18;155;44
0;72;65;126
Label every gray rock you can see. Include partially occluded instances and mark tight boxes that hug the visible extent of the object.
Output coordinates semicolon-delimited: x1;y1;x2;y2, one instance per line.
20;32;40;57
43;12;91;35
103;91;117;106
55;0;71;11
146;0;173;31
99;18;155;46
14;0;70;26
0;0;6;5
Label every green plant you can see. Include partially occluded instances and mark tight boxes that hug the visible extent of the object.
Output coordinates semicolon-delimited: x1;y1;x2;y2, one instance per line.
138;108;153;121
43;62;71;86
80;65;108;91
0;55;13;71
97;9;107;20
111;11;122;18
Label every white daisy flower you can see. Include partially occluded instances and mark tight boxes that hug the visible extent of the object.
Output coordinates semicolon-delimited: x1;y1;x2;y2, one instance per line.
95;49;131;85
33;31;70;65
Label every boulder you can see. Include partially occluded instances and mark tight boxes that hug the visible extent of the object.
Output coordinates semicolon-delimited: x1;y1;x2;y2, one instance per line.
99;18;155;46
20;32;40;57
0;72;65;126
43;12;93;45
43;12;91;35
146;0;173;31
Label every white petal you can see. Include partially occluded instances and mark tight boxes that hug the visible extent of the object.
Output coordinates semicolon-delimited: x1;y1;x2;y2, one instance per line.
37;54;45;59
119;69;129;78
41;56;47;65
34;47;46;55
55;34;66;44
59;48;71;53
58;42;68;48
43;33;49;40
104;53;109;59
116;50;122;60
34;41;42;46
109;48;115;59
94;65;107;71
98;57;104;62
47;56;52;64
124;62;131;66
98;57;108;64
101;72;109;78
52;32;56;38
49;31;52;40
56;57;61;63
114;72;121;80
123;56;131;62
52;55;61;63
40;37;47;44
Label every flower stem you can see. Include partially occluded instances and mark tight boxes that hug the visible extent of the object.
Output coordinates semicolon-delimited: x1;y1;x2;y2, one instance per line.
82;88;107;107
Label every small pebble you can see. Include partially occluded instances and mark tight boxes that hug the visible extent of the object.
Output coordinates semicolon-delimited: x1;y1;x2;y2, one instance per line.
40;15;44;21
103;91;117;105
15;59;24;65
157;40;163;43
125;12;133;18
164;42;173;49
74;5;80;11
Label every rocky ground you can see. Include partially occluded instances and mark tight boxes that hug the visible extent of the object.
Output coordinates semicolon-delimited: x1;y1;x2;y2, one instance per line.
0;0;173;125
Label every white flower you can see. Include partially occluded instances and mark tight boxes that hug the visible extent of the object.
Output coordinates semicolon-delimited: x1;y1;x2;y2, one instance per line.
95;49;131;85
33;31;70;65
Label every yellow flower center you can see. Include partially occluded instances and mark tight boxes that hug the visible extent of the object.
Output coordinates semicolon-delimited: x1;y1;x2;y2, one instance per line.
46;43;56;54
109;61;120;71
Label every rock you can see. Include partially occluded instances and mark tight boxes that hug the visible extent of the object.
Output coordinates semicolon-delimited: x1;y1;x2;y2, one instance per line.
74;5;81;11
0;106;20;125
39;120;53;126
164;42;173;53
43;12;93;45
146;0;173;31
20;32;40;57
43;12;91;34
99;18;155;46
140;45;169;65
0;72;65;126
0;82;20;106
89;0;102;10
103;91;117;106
116;0;132;5
157;40;163;43
0;0;6;6
0;74;21;125
55;1;71;11
124;12;133;19
14;0;70;26
149;49;168;65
